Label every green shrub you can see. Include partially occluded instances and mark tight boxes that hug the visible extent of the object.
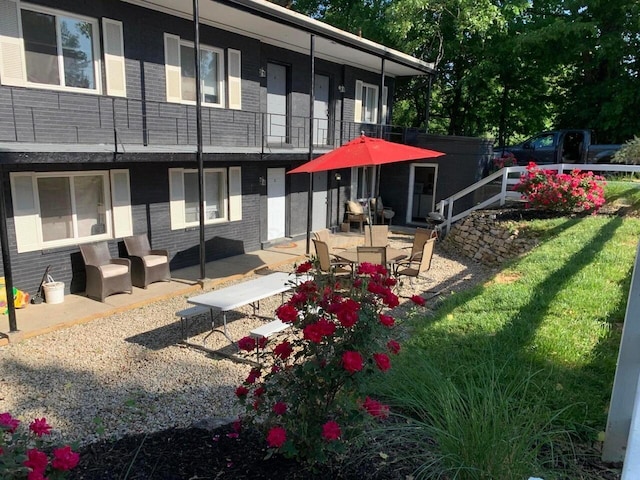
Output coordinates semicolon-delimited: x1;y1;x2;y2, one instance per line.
613;136;640;164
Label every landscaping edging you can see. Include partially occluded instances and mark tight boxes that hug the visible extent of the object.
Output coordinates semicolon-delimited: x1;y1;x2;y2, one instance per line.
442;210;538;266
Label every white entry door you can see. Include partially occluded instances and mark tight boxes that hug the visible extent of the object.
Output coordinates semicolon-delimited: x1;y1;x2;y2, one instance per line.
314;74;330;146
311;171;328;231
267;168;286;240
267;63;287;145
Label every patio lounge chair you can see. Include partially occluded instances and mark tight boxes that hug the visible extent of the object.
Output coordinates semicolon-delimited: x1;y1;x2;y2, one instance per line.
356;246;387;267
313;239;353;279
124;234;171;288
363;225;389;247
405;227;438;262
346;200;368;233
395;237;436;284
370;196;395;225
80;242;132;302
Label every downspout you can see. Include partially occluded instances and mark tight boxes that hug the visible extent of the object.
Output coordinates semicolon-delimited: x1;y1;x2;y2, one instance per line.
305;34;315;255
193;0;206;280
0;166;17;332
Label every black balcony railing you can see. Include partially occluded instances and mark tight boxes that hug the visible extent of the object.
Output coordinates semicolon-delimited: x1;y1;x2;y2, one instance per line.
1;88;424;152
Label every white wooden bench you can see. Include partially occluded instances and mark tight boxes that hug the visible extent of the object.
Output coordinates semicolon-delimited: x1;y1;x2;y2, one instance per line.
176;305;213;340
249;319;291;361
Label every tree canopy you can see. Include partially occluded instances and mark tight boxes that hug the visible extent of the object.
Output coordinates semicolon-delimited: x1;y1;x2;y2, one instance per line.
290;0;640;145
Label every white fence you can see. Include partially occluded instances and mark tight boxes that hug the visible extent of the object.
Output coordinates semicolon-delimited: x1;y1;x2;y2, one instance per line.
436;163;640;234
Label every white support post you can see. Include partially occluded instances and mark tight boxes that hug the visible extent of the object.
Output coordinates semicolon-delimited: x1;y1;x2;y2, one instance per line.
603;241;640;462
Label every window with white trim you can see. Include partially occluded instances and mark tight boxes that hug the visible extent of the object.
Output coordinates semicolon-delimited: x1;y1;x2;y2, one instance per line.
164;33;241;109
354;80;379;123
10;170;132;253
169;167;242;229
0;1;126;95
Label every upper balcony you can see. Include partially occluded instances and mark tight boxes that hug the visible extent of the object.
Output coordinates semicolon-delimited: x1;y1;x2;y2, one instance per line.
0;89;424;158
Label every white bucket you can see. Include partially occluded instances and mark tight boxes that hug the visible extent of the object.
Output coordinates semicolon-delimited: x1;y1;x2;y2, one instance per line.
43;281;64;304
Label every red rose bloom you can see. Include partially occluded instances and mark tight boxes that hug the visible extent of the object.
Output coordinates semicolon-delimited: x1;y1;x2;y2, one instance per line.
379;313;395;327
253;386;266;397
342;351;363;374
321;420;341;441
362;397;390;419
245;368;261;384
295;261;313;273
51;445;80;471
272;401;287;415
0;412;20;433
29;417;51;437
357;262;378;275
266;426;287;448
23;448;48;473
26;471;46;480
411;295;426;306
232;418;242;433
237;336;256;352
373;353;391;372
387;339;401;355
235;385;249;397
276;304;299;323
303;323;323;343
316;318;336;337
273;341;293;360
384;292;400;308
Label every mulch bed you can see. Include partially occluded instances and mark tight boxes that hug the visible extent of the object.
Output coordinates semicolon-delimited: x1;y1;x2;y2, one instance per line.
68;423;407;480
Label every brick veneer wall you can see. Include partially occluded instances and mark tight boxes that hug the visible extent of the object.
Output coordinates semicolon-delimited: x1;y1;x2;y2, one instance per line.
442;210;537;266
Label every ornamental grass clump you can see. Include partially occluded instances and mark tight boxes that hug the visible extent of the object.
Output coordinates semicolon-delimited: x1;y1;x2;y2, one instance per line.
0;412;80;479
514;162;606;213
234;260;420;464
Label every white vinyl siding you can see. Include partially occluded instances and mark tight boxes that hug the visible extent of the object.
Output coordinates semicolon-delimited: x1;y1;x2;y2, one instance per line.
169;167;240;229
102;18;126;97
10;170;132;253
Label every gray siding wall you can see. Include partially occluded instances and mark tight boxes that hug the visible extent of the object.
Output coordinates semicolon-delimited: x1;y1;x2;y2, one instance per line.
0;0;402;297
0;158;266;295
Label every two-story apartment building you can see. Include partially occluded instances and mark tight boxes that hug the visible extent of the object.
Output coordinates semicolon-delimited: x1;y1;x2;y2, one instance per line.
0;0;437;298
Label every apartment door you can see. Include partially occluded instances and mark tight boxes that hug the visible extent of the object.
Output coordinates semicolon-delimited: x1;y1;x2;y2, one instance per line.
407;163;438;224
314;74;330;146
267;63;288;145
311;171;328;231
267;168;286;240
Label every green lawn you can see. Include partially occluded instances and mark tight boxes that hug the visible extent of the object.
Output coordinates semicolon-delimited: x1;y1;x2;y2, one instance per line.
369;184;640;479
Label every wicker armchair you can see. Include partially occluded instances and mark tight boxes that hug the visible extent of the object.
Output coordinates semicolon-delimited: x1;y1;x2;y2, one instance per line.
123;234;171;288
80;242;132;302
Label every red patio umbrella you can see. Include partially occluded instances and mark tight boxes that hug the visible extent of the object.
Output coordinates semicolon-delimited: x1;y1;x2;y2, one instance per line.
289;134;445;249
288;134;445;174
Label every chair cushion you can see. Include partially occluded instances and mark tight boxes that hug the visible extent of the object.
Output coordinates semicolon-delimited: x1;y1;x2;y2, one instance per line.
99;264;129;278
347;200;363;214
143;254;168;267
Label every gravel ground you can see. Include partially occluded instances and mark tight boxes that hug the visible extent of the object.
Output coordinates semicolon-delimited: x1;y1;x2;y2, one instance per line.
0;233;495;448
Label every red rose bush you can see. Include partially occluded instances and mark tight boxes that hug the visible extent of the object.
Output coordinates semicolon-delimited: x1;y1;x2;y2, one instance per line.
514;162;606;213
0;412;80;479
235;260;413;464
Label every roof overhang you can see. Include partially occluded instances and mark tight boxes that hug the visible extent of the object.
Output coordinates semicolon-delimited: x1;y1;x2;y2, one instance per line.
122;0;436;77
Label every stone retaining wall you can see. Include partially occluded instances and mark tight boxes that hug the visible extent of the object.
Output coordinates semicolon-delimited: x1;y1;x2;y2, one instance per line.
442;210;537;266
